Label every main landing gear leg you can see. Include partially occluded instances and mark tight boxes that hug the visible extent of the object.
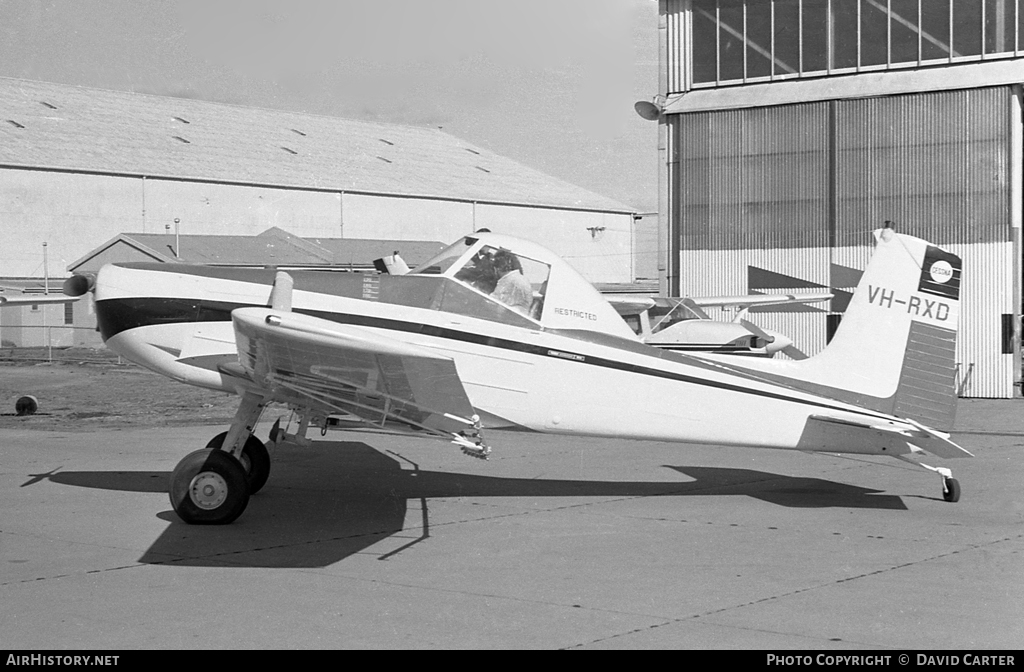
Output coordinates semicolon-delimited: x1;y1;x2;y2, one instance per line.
169;391;270;524
897;455;961;503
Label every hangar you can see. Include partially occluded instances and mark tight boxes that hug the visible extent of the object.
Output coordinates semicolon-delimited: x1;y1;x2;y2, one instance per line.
646;0;1024;398
0;77;637;285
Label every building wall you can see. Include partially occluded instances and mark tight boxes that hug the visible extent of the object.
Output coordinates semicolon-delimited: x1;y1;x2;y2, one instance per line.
0;301;83;348
476;205;632;283
0;168;633;284
143;180;343;241
339;195;633;282
632;214;660;281
660;0;1023;397
0;170;142;279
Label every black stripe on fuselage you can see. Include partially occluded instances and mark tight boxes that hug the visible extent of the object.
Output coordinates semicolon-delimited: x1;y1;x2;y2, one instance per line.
95;296;895;422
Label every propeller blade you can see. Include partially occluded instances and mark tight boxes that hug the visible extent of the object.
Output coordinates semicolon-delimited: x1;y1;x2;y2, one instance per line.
739;318;775;344
781;344;809;361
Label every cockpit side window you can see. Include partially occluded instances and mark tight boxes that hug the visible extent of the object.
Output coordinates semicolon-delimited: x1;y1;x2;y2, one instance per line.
442;245;551;325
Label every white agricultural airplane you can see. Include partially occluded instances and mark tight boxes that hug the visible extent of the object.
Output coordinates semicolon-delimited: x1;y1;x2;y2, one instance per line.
65;224;971;524
605;292;833;358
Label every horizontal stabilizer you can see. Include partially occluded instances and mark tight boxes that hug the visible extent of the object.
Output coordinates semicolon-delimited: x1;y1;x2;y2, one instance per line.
807;414;973;459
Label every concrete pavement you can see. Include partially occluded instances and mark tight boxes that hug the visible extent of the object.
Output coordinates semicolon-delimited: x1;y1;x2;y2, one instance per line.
1;398;1021;649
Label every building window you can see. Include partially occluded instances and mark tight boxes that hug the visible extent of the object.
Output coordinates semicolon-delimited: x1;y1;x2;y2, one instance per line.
64;302;74;325
690;0;1023;88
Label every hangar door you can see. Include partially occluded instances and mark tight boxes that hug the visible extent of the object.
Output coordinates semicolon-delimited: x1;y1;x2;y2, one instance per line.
672;86;1018;398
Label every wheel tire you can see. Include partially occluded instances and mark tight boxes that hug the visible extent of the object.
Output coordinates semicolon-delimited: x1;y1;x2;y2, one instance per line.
206;431;272;495
15;395;38;416
169;448;251;524
942;477;961;503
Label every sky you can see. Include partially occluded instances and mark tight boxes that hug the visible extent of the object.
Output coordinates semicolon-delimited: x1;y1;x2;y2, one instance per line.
0;0;661;212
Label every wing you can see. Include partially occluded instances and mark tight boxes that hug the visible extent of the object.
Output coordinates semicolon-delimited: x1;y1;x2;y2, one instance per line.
607;293;832;316
691;292;833;311
604;295;656;314
0;295;78;307
230;307;487;454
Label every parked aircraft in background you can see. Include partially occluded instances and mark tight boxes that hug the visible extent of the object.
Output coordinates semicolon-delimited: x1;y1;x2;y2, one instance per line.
66;224;970;524
0;292;78;307
606;292;832;359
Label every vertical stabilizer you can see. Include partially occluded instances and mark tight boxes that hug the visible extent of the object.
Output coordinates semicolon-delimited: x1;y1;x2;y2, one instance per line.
744;227;962;430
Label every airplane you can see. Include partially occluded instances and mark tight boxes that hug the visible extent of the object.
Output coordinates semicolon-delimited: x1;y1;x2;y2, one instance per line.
604;292;833;358
63;223;971;524
0;293;78;307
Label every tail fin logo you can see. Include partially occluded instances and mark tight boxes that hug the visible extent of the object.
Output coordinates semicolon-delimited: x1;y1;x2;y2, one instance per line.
929;260;953;284
918;246;961;300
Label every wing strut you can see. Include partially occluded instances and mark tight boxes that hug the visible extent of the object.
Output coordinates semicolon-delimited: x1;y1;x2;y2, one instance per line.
269;271;293;312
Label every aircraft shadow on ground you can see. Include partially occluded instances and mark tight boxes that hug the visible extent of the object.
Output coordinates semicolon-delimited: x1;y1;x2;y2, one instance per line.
30;441;906;568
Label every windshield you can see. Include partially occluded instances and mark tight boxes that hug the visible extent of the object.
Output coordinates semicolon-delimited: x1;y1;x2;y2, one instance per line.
409;237;478;275
411;237;551;323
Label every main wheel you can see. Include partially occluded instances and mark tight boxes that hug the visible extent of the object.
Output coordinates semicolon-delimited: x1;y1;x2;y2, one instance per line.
206;431;271;494
942;477;961;503
169;449;251;524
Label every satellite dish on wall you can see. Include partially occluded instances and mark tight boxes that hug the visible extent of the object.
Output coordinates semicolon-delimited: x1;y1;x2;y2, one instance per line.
634;100;662;121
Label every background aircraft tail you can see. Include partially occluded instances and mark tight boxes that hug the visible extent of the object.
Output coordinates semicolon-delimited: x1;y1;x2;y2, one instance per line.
756;226;962;431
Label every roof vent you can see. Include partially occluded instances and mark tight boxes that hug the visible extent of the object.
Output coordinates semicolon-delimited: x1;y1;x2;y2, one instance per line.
281;146;298;155
6;119;25;129
172;135;191;144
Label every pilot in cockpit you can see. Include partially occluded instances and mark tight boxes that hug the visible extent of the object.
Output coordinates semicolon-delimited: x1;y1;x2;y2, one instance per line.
490;249;533;315
455;249;499;293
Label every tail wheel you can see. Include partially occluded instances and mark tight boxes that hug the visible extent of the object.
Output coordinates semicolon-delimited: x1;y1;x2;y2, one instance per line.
206;432;272;494
169;449;250;524
942;477;961;503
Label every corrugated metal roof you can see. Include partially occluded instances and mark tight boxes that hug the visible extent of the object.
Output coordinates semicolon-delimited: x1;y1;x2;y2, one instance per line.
68;227;444;271
0;77;635;214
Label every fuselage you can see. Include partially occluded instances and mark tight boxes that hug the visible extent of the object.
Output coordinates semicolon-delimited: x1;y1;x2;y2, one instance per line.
94;260;917;455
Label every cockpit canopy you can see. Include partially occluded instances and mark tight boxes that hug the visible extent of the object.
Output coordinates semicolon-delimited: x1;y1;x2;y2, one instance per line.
410;233;637;340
